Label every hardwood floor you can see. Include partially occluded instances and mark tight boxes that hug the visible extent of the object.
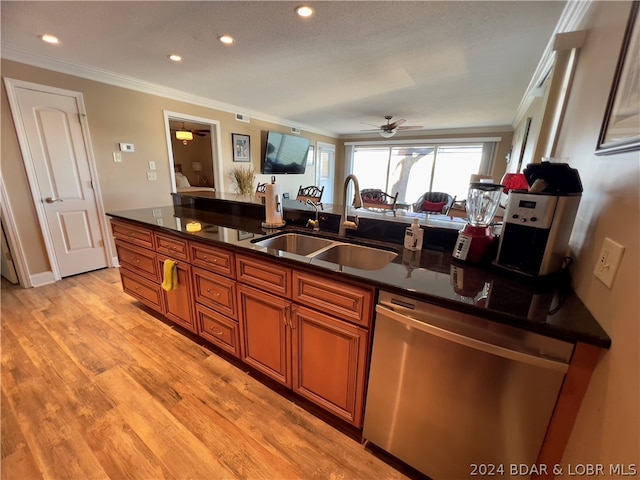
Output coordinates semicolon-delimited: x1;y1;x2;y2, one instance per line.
1;268;407;480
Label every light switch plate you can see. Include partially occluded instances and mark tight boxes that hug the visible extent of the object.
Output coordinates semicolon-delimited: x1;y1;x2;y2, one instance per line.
593;237;625;288
149;161;156;170
112;152;122;163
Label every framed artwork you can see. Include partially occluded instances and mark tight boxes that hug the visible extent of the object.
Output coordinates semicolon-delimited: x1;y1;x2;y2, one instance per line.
237;230;254;241
596;1;639;155
232;133;251;162
306;145;315;166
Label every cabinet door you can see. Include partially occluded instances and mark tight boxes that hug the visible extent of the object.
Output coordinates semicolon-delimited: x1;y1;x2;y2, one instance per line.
292;306;369;427
157;256;196;333
237;284;291;386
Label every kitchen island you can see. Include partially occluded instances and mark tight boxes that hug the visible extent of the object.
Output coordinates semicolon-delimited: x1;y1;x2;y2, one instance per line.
107;201;610;479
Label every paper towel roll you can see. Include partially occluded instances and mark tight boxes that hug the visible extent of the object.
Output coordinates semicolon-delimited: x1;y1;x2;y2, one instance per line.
263;183;285;227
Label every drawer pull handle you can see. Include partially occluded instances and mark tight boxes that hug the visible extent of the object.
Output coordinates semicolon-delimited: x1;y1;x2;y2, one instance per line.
209;329;224;335
206;288;220;297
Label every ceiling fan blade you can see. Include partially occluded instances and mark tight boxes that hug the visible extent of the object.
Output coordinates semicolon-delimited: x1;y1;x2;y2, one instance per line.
360;122;383;128
397;125;423;131
389;118;406;128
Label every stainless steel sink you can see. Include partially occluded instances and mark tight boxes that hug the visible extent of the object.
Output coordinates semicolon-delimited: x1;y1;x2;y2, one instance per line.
311;243;397;270
253;233;333;256
253;232;398;270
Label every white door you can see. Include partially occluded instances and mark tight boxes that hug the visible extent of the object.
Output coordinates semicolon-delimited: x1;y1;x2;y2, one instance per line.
1;223;19;284
8;83;108;278
316;142;336;204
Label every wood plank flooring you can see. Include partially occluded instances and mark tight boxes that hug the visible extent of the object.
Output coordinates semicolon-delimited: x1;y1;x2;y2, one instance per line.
1;268;407;480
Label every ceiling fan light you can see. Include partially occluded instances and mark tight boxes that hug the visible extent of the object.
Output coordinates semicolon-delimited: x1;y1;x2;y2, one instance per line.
379;130;396;138
176;130;193;141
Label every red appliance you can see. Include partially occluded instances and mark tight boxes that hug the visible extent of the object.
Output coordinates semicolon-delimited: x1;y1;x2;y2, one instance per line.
452;182;503;263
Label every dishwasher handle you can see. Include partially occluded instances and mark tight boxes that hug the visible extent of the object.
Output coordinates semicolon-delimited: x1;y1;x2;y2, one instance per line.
376;304;569;373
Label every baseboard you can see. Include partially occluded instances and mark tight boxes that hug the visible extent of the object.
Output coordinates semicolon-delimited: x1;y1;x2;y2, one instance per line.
30;271;56;287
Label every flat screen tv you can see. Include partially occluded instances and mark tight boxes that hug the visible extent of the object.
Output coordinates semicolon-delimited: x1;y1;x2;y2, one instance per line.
262;131;311;174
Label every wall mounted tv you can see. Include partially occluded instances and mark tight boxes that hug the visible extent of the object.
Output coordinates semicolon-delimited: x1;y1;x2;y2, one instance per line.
262;131;311;174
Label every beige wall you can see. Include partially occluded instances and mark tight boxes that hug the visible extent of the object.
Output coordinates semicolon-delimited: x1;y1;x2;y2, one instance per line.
554;1;639;467
0;59;335;276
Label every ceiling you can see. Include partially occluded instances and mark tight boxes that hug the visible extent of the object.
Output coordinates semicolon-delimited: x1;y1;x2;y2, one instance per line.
1;1;567;137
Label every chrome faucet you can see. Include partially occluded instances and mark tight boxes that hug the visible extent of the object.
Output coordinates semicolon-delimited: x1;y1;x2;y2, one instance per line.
339;174;362;237
306;199;321;232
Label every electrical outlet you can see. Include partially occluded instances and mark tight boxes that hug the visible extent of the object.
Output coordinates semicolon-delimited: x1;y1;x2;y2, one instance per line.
112;152;122;163
593;237;625;288
147;172;157;181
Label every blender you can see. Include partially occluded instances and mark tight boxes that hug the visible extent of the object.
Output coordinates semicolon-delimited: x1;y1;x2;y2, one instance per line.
452;182;503;263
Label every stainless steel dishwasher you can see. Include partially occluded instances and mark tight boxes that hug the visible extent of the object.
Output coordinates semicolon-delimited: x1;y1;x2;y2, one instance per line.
363;291;574;480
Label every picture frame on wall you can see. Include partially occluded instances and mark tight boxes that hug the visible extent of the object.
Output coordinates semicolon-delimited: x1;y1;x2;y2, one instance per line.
306;145;315;166
232;133;251;162
596;1;639;155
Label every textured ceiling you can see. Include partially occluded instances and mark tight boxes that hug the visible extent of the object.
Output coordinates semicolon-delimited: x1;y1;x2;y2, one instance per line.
1;1;566;137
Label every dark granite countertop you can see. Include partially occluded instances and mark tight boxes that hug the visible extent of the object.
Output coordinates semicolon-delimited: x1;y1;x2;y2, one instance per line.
107;204;611;349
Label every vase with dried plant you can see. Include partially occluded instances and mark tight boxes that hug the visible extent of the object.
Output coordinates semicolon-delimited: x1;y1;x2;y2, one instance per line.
230;165;256;196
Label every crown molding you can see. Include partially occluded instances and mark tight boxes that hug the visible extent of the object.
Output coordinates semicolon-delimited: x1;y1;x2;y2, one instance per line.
513;0;594;127
1;44;338;138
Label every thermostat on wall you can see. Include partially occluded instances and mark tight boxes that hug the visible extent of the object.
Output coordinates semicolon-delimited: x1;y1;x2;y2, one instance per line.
119;143;135;152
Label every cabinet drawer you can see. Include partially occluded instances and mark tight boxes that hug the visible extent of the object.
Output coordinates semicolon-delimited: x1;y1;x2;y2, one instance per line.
196;304;240;358
192;267;237;319
236;254;291;299
120;269;163;313
111;220;154;249
155;233;189;262
115;240;159;281
190;242;235;278
293;271;374;327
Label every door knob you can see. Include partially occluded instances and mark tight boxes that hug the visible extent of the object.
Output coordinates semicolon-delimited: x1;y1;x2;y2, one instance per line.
45;197;63;203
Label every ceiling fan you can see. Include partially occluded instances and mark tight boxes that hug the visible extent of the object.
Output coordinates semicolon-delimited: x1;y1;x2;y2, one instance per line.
171;123;209;144
360;115;423;138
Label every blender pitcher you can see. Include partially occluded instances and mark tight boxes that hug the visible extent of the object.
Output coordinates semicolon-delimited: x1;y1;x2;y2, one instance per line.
452;183;503;262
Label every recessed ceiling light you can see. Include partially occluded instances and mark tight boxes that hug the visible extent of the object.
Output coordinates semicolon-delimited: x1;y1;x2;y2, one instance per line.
218;35;235;45
168;54;183;62
295;5;314;18
40;34;60;44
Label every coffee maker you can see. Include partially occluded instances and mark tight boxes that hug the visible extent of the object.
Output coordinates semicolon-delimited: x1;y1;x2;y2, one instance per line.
495;162;582;276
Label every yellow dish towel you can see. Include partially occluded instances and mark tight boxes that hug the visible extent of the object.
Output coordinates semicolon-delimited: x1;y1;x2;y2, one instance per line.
161;259;178;292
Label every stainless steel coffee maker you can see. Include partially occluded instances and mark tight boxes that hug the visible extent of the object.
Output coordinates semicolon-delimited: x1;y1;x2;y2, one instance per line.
495;162;583;277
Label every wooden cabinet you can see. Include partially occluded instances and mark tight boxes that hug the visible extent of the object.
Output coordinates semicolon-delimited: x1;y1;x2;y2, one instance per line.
155;232;189;262
238;284;291;385
192;267;237;320
113;224;374;427
236;254;371;426
115;239;160;282
293;271;374;327
236;254;291;298
157;255;195;333
292;306;368;426
190;242;235;278
195;303;241;357
120;268;164;313
111;219;155;249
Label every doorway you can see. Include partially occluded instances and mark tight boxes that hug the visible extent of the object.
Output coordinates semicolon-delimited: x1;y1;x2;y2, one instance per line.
163;111;223;193
4;78;111;285
316;142;336;204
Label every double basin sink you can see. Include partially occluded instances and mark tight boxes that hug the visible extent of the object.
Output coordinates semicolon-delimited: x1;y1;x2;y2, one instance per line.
251;232;398;270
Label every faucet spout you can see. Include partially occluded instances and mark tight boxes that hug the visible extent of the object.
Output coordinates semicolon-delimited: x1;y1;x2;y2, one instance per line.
306;199;320;232
339;174;361;237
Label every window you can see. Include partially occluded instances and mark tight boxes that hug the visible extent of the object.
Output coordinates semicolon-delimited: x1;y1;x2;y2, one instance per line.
350;141;494;204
